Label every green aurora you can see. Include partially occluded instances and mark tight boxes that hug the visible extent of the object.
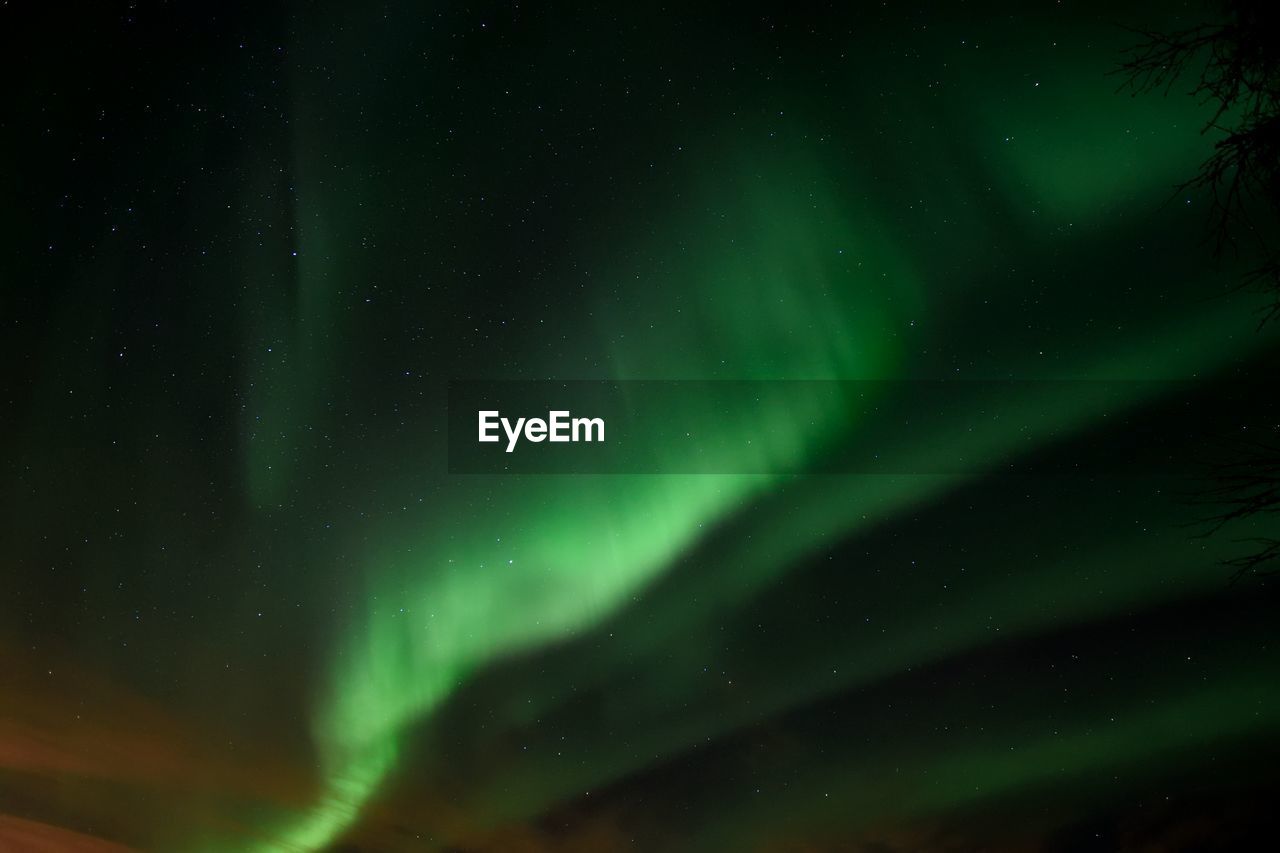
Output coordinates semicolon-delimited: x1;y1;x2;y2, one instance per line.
3;2;1279;852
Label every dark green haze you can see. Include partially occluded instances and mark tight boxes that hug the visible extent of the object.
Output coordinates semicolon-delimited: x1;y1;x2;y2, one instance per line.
2;2;1278;851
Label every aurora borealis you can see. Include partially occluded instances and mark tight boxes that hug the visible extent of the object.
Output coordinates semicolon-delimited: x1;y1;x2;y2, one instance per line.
3;1;1280;851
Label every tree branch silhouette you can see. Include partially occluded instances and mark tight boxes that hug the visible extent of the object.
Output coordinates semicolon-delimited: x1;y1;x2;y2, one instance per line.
1117;1;1280;577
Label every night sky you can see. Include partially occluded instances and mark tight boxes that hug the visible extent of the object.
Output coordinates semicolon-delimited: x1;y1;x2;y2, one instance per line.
3;1;1279;851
